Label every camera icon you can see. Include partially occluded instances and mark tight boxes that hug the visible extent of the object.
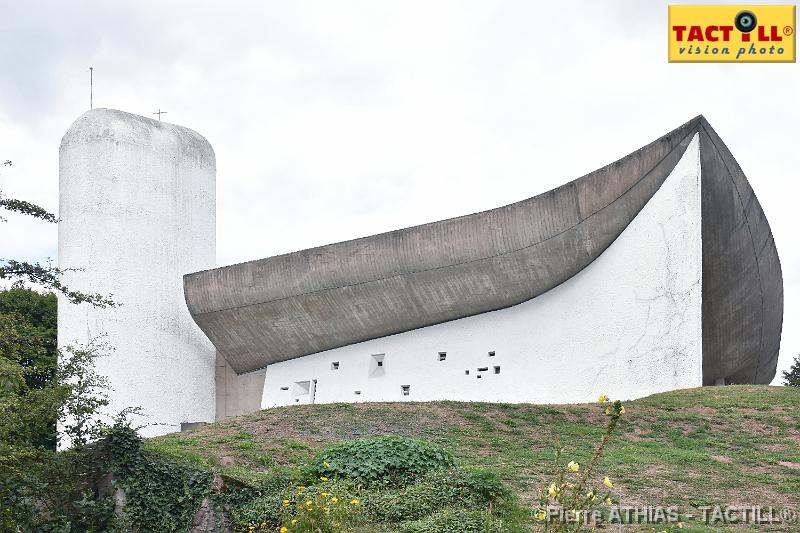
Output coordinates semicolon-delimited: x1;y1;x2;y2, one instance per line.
735;10;757;33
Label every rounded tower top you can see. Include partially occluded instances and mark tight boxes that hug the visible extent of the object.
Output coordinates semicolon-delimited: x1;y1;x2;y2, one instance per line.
60;108;215;165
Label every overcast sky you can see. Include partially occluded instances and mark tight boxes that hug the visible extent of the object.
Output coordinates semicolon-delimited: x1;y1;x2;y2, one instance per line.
1;1;797;383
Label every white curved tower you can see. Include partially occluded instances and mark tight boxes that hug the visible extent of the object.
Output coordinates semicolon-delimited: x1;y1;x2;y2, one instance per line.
58;108;216;438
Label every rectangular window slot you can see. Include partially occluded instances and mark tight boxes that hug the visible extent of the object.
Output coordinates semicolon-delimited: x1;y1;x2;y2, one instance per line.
477;374;482;379
493;366;501;374
354;390;361;395
488;351;496;357
377;360;383;367
478;367;488;372
438;352;447;361
331;361;340;370
401;385;410;396
465;370;469;375
280;386;289;391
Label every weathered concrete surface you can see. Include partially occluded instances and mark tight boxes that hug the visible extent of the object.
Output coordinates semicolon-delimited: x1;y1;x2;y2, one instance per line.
698;121;783;385
215;353;265;419
59;108;217;438
184;116;782;388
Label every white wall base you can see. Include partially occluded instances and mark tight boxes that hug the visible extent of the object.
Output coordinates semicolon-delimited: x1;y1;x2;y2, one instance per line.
261;134;702;407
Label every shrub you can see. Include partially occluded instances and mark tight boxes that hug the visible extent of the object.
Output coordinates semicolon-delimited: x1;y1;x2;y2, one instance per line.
365;468;508;523
310;436;455;485
399;508;501;532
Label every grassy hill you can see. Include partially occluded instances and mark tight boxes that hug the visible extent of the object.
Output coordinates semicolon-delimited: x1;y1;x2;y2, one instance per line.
148;385;800;532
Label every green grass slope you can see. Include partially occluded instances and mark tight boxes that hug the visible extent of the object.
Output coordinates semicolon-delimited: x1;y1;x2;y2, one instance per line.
148;385;800;531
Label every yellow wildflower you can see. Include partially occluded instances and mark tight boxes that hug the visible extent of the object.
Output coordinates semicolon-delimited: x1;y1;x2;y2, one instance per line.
535;509;546;520
605;497;613;505
567;461;580;472
598;394;609;403
320;476;328;481
331;497;338;503
291;519;298;524
323;461;331;468
321;492;330;497
306;500;313;506
323;506;330;511
350;499;360;505
619;405;625;414
603;476;613;488
280;528;288;533
548;483;560;497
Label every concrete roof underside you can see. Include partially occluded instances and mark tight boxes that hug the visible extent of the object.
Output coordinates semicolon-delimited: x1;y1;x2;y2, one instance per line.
184;116;782;384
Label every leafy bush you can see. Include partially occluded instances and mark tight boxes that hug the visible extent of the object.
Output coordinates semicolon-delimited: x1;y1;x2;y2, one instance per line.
364;468;508;523
227;477;360;532
104;423;212;532
310;436;455;485
229;495;283;531
279;480;362;533
399;508;500;532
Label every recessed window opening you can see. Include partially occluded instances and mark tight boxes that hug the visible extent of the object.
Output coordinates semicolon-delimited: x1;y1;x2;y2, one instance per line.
438;352;447;361
494;366;501;374
294;381;311;395
478;367;488;372
401;385;410;396
331;361;340;370
477;375;482;379
488;351;496;357
465;370;469;375
280;386;289;391
370;354;386;377
354;390;361;395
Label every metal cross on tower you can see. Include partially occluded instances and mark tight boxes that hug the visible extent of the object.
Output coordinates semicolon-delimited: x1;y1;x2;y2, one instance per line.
152;109;168;121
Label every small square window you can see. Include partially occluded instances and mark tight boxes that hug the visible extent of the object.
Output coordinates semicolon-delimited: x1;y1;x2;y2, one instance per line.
331;361;340;370
477;375;482;379
488;351;496;357
465;370;469;375
494;366;501;374
438;352;447;361
354;390;361;395
401;385;410;396
370;354;386;376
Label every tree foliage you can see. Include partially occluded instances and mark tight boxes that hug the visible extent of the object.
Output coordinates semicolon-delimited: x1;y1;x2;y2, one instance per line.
0;159;115;307
783;354;800;387
0;158;120;530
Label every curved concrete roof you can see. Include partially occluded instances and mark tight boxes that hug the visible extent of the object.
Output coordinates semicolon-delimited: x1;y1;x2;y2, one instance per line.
184;116;782;384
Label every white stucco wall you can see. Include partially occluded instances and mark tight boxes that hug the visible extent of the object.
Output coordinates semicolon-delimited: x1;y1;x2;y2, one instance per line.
58;108;216;439
262;134;703;407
